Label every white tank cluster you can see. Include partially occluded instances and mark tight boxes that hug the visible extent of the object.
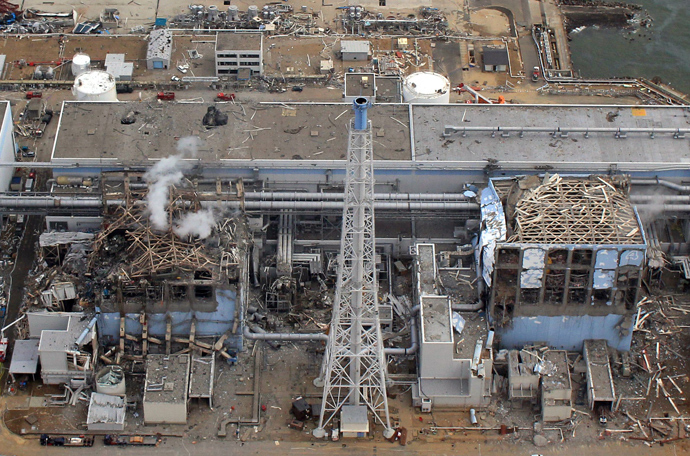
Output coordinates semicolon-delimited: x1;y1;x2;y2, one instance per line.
72;70;118;102
71;53;91;77
402;71;451;104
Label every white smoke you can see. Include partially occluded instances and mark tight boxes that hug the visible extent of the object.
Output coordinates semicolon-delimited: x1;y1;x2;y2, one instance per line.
144;136;202;231
174;207;217;239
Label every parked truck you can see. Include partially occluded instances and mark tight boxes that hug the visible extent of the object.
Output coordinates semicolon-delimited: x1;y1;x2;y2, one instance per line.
104;434;161;446
40;434;95;447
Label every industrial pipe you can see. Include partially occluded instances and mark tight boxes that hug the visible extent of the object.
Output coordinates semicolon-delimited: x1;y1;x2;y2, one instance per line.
443;125;690;137
630;195;690;203
634;204;690;212
384;313;418;356
242;201;479;211
0;196;479;212
632;178;690;193
243;324;328;342
243;192;474;201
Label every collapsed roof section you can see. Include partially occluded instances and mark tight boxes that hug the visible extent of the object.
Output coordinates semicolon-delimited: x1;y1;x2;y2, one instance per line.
89;173;244;280
497;174;644;245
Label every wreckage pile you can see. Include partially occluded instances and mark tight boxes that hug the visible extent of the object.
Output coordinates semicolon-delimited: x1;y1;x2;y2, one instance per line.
90;176;242;280
504;174;642;244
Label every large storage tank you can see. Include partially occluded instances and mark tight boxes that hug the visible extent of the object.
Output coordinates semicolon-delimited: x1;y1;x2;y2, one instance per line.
71;53;91;77
72;70;118;101
95;366;126;396
402;71;451;104
248;5;258;18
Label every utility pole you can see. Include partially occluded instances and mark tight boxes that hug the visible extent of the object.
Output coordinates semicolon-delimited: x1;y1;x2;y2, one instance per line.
313;98;393;439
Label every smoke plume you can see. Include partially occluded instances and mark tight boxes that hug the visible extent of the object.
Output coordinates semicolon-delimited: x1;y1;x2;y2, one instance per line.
174;207;217;239
144;136;201;231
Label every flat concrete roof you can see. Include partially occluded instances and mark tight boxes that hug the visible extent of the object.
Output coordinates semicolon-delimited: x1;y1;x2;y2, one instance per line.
9;339;40;375
51;103;690;171
412;105;690;169
421;296;451;343
216;32;262;51
37;312;92;353
188;355;214;398
541;350;572;392
51;102;411;164
345;73;375;98
144;354;190;404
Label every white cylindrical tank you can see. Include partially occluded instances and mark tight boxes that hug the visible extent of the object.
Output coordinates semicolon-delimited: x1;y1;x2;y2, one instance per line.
95;366;126;396
248;5;258;18
71;53;91;77
72;70;118;101
207;5;219;21
402;71;451;104
228;5;239;20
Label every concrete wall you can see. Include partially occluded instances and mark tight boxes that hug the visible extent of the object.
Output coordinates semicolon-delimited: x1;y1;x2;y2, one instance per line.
0;102;15;192
496;314;633;351
27;312;70;338
46;215;103;232
143;400;187;424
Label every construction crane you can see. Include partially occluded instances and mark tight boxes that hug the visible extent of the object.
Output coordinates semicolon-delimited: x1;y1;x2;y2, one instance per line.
313;98;394;439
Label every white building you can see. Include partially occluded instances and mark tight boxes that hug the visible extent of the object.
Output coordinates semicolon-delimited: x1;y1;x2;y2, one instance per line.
0;101;16;192
146;29;172;70
215;32;263;76
340;40;370;61
27;311;97;385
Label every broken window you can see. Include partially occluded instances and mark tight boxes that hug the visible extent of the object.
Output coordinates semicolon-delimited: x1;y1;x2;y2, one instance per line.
194;285;213;299
592;289;611;306
520;289;539;305
547;249;568;266
497;247;519;266
171;285;188;300
572;249;593;266
146;286;162;301
194;270;213;280
544;272;565;305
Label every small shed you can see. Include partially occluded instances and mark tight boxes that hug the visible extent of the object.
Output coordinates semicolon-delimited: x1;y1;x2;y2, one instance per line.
341;40;370;61
26;98;44;120
146;28;172;70
482;46;509;72
9;339;40;382
340;405;369;438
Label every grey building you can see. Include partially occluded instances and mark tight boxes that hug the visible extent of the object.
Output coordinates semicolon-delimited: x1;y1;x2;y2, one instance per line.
482;46;509;72
412;244;492;410
541;350;572;422
143;354;190;424
146;28;172;70
341;40;370;61
215;32;263;76
483;174;646;351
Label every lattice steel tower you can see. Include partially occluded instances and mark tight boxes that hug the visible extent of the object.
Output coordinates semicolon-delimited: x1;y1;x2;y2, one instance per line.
313;98;394;439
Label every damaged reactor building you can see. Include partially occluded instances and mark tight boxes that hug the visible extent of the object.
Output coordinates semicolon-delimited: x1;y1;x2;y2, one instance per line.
1;99;690;440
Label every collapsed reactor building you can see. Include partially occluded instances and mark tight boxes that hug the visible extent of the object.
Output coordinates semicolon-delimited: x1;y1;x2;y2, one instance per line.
2;99;690;434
